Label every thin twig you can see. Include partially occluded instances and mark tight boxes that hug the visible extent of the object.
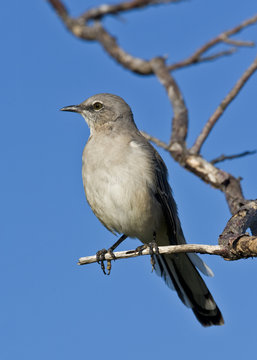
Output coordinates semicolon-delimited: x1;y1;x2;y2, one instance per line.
80;0;181;22
211;150;257;164
195;49;237;63
191;55;257;154
48;0;68;19
78;244;226;265
168;14;257;71
168;50;237;71
221;37;254;47
151;57;188;145
140;131;170;150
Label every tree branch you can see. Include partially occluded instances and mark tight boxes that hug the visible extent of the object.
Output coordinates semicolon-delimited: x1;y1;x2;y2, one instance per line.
147;57;246;215
219;200;257;241
211;150;257;164
78;244;226;265
140;131;170;150
221;37;254;47
183;155;245;214
150;57;188;146
47;1;257;74
78;235;257;266
80;0;181;22
168;14;257;72
191;55;257;154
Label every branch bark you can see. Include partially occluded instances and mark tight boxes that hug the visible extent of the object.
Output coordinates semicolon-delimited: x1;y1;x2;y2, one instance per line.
80;0;181;22
211;150;256;165
78;236;257;265
191;56;257;154
168;14;257;71
150;57;188;146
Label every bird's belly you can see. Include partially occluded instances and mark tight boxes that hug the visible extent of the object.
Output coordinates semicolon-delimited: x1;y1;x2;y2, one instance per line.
83;165;163;243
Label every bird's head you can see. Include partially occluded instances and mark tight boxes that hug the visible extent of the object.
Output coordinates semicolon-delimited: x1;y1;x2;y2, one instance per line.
61;93;134;133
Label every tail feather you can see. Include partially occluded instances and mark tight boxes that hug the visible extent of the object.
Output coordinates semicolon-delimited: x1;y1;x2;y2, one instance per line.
187;253;214;277
154;253;224;327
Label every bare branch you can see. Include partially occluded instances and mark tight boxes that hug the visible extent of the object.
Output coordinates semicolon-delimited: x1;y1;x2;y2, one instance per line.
48;2;256;75
222;15;257;37
80;0;181;22
195;48;237;63
168;50;237;72
191;55;257;154
168;14;257;71
140;131;169;150
142;131;245;214
184;155;245;214
94;24;152;74
219;200;257;243
221;37;254;47
78;244;225;265
151;57;188;145
47;0;153;74
78;235;257;266
47;0;68;19
147;58;247;215
211;150;257;165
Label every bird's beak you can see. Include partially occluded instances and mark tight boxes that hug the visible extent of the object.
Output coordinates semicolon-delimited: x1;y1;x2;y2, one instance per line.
60;105;82;113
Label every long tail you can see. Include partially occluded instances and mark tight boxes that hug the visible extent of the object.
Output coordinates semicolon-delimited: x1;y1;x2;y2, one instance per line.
154;252;224;326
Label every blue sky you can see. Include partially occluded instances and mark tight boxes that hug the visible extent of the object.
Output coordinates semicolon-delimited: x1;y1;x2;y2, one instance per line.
1;1;257;359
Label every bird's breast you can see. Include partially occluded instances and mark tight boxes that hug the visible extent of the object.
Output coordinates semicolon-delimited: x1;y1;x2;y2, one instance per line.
82;135;163;241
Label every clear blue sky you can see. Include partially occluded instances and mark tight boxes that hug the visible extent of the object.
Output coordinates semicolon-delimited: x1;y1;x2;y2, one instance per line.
1;1;257;359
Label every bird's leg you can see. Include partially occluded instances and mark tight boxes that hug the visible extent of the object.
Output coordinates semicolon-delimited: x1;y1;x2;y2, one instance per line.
96;234;127;275
135;231;159;271
108;234;127;257
96;249;108;275
149;231;159;271
135;244;148;255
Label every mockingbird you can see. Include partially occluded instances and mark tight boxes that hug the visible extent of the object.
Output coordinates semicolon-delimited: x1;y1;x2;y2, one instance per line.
61;93;224;326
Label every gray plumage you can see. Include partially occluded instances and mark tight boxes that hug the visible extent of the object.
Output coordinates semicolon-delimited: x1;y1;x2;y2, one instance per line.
61;93;224;326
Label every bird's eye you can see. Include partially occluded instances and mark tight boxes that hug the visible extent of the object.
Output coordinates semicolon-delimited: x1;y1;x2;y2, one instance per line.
93;102;103;111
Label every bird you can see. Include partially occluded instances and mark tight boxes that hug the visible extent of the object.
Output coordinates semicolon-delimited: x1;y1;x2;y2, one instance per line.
61;93;224;326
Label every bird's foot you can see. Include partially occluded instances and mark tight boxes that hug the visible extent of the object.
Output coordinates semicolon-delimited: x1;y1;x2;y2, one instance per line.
96;249;107;275
148;242;159;272
96;248;116;275
135;244;148;256
135;242;159;272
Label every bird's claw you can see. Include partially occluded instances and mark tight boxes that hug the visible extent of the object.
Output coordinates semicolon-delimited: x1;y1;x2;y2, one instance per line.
148;241;159;272
96;249;108;275
135;244;147;256
96;248;116;275
135;242;159;272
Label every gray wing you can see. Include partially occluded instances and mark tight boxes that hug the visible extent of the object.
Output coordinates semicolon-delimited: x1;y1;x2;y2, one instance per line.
149;142;214;276
152;148;183;245
149;147;223;326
